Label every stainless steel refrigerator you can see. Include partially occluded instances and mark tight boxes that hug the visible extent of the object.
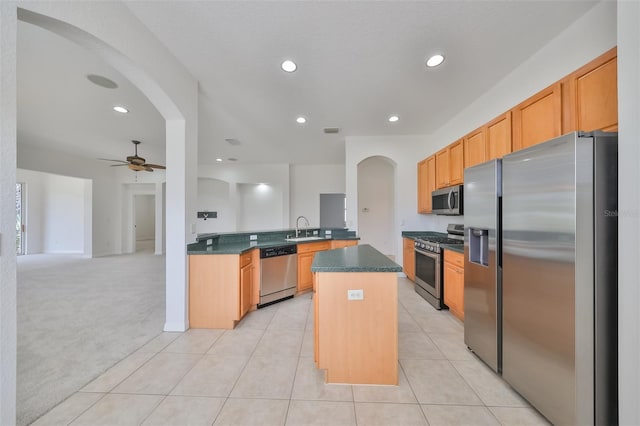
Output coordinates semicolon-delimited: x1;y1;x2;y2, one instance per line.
463;159;502;374
501;131;618;425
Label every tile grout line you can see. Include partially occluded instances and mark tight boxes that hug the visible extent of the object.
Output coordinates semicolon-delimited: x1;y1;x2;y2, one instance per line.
211;305;278;425
60;332;182;425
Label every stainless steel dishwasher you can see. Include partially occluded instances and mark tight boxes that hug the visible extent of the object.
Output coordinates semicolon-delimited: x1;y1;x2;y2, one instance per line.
258;245;298;308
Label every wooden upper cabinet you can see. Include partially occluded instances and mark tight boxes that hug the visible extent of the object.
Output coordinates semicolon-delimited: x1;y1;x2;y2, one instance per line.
512;82;562;151
449;140;464;185
417;156;435;213
435;140;463;189
486;111;512;160
564;47;617;133
435;148;450;188
464;128;486;169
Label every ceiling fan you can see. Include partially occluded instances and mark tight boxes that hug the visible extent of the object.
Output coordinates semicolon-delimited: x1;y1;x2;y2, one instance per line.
100;140;166;172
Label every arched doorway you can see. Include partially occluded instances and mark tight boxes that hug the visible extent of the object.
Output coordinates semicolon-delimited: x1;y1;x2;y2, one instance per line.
357;156;396;258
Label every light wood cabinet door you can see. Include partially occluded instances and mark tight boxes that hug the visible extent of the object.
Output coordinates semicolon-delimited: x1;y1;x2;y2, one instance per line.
402;238;415;281
240;263;253;318
449;140;464;185
331;240;358;249
565;47;617;133
486;111;512;160
512;82;562;151
297;252;315;292
188;254;240;329
443;250;464;321
464;129;486;169
435;148;450;189
417;156;435;213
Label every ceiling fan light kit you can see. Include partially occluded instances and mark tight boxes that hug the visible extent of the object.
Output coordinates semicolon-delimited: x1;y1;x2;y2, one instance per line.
99;140;166;172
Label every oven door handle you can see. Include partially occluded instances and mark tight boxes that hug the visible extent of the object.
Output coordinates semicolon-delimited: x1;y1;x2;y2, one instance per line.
415;248;439;259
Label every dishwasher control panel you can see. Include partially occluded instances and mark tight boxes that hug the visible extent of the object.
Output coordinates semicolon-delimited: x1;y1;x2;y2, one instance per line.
260;245;297;258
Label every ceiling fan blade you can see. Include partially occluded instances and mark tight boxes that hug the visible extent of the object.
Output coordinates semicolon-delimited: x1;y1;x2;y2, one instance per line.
144;163;166;170
109;164;129;167
144;167;154;172
99;158;129;164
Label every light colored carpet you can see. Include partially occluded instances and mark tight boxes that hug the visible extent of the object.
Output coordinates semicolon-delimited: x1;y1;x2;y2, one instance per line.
17;247;165;426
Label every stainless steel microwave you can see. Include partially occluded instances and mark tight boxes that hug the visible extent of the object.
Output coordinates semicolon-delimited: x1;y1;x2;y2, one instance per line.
432;185;463;215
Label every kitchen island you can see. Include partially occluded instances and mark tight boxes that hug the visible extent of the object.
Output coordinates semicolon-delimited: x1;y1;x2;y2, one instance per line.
186;229;358;329
312;244;402;385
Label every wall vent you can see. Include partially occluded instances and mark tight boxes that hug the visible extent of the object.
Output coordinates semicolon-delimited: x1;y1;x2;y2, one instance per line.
323;127;340;134
224;138;241;145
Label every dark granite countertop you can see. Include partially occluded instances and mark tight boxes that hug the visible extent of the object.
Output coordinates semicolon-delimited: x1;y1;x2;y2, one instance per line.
188;235;359;255
311;244;402;273
401;231;448;240
442;244;464;254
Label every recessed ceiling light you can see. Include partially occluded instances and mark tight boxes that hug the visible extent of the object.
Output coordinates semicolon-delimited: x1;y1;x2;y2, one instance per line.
281;60;297;73
215;158;223;162
296;116;307;124
113;106;129;114
388;115;399;123
426;54;445;68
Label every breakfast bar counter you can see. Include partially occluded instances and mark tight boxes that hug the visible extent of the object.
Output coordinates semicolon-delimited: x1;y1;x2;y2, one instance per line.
311;244;401;385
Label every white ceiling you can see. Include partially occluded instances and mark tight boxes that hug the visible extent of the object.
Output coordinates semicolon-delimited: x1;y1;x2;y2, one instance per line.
17;1;600;167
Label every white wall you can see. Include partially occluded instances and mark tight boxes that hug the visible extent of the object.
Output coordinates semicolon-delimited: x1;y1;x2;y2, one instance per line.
358;156;395;255
0;4;18;423
237;183;283;231
17;169;90;255
42;173;86;254
617;0;640;423
290;164;345;228
198;163;291;232
345;0;616;266
196;178;233;233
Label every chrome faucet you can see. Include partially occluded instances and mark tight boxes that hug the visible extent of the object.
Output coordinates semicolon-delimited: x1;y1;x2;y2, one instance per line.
295;215;310;238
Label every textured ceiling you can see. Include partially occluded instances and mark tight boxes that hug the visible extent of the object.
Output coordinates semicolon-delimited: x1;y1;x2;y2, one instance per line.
17;1;599;167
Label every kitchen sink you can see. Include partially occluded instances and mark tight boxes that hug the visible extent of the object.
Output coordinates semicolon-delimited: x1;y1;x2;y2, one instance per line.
285;236;325;242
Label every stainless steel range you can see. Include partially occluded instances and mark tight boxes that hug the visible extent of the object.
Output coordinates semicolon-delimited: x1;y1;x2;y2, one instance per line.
414;224;464;310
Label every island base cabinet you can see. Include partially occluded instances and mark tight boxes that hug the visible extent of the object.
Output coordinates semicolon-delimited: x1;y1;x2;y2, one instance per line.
315;272;398;385
189;254;240;329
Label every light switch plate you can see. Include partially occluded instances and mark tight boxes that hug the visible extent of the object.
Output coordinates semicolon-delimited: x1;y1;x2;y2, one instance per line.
250;234;258;241
347;289;364;301
206;239;213;246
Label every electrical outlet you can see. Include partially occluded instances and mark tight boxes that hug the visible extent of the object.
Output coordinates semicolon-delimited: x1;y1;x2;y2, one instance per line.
206;239;213;246
313;230;318;235
325;230;332;236
250;235;258;241
347;289;364;301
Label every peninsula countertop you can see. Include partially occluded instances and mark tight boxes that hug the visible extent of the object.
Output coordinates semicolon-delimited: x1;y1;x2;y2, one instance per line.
311;244;402;273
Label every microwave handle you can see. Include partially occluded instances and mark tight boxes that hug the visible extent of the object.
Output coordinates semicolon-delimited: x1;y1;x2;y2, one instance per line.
447;189;454;210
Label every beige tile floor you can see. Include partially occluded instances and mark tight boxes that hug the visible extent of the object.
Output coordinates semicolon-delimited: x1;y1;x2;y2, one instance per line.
32;277;550;426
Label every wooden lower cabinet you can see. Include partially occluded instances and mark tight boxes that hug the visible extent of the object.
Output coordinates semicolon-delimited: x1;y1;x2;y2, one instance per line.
240;262;253;318
315;271;398;384
402;237;415;281
443;250;464;321
331;240;358;249
297;240;332;292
